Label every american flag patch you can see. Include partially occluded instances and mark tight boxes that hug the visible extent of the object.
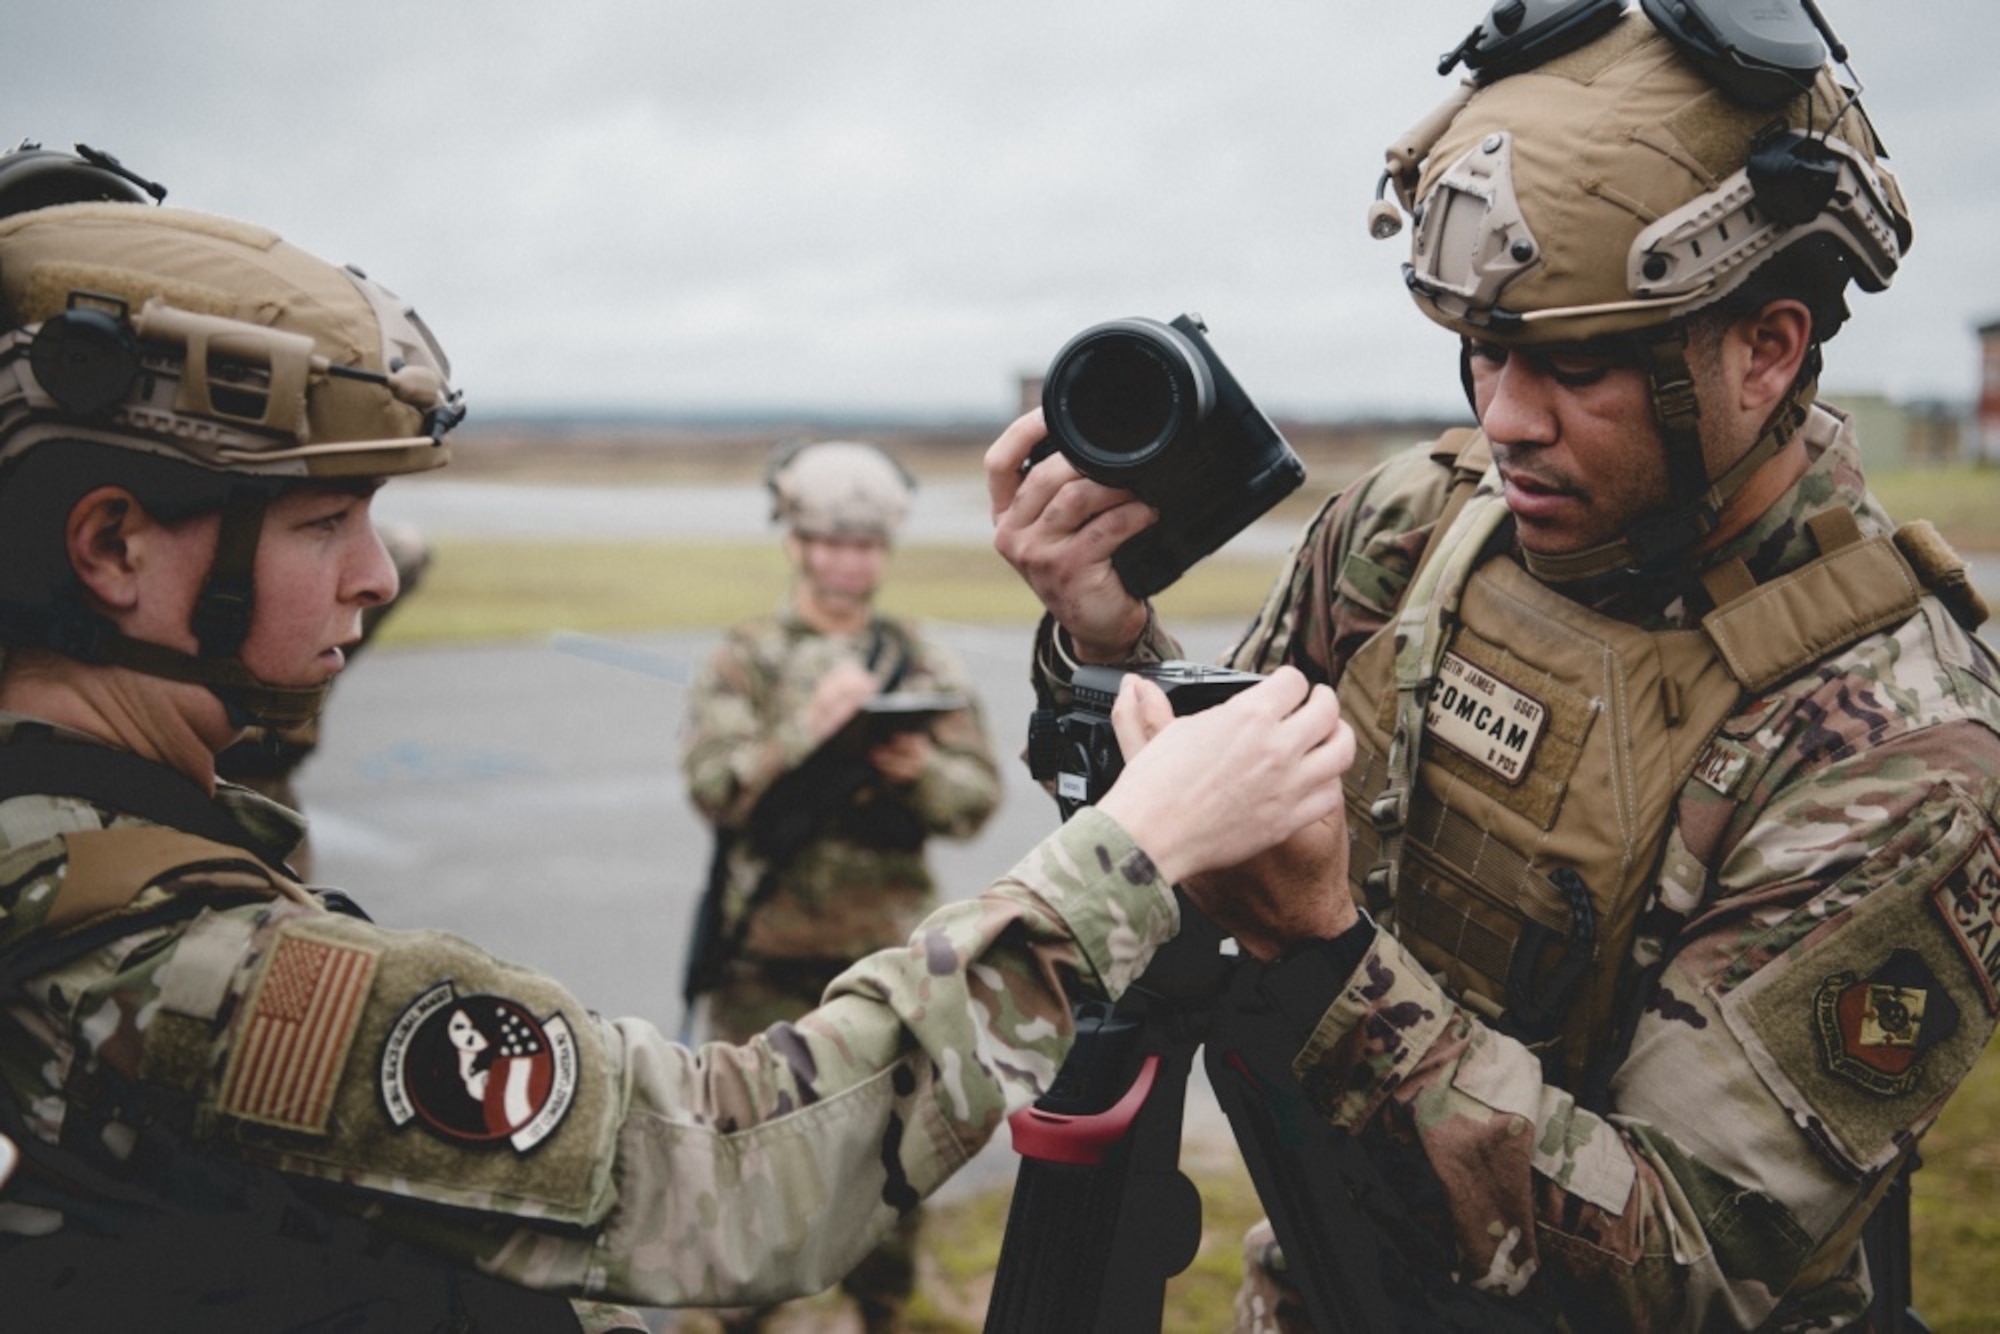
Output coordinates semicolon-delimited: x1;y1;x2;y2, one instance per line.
216;932;379;1135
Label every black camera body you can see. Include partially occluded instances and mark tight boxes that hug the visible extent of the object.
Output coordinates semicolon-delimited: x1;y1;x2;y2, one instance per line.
1028;660;1264;820
1035;313;1305;598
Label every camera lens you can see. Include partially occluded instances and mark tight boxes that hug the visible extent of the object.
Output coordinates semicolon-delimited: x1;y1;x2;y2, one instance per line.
1042;319;1210;481
1064;339;1175;454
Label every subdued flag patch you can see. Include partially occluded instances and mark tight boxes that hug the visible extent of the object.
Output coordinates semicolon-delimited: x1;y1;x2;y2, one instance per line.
217;932;379;1134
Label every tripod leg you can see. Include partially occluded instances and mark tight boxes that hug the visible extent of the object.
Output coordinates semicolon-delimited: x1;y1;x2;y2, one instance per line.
985;1013;1205;1333
1207;1043;1401;1334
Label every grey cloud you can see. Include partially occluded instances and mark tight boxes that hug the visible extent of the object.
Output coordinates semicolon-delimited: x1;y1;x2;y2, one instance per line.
7;0;1993;418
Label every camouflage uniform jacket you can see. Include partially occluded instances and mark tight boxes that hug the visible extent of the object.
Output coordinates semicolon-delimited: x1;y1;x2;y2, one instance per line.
681;607;1001;961
0;715;1175;1318
1085;406;2000;1329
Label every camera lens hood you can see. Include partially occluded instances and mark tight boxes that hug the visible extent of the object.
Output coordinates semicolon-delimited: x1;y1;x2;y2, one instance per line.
1041;317;1215;482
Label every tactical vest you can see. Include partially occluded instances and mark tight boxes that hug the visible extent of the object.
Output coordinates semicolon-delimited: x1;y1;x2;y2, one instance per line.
1338;431;1932;1089
0;743;586;1332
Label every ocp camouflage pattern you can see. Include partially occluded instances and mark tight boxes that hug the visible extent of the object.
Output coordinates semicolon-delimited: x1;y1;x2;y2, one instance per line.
1192;408;2000;1331
681;607;1001;965
0;715;1177;1313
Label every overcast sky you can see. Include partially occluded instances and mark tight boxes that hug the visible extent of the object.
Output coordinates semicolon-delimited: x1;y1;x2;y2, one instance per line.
9;1;1995;421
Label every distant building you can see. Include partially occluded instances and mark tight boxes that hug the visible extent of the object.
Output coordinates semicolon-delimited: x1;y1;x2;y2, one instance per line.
1018;372;1043;417
1979;319;2000;464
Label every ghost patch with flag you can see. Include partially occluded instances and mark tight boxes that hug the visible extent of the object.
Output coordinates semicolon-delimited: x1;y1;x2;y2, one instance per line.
1813;949;1961;1098
380;981;579;1152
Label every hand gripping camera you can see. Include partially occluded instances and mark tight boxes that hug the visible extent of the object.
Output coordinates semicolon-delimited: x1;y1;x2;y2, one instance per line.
1028;661;1264;820
1034;313;1305;598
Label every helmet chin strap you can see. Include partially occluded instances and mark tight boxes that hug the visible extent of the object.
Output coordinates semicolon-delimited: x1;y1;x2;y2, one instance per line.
12;483;332;730
176;484;330;728
4;602;332;729
1518;327;1815;585
98;629;332;729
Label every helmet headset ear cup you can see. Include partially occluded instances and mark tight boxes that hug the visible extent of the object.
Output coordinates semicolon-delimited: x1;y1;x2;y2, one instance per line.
28;301;142;417
0;140;165;218
1636;0;1834;109
1437;0;1627;82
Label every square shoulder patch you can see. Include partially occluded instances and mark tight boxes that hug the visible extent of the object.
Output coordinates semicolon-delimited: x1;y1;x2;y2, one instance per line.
1720;795;1999;1175
216;927;380;1135
235;926;617;1227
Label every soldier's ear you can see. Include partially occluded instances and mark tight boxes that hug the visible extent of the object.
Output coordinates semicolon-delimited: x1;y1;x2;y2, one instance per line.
1737;298;1813;417
66;487;144;610
66;486;193;617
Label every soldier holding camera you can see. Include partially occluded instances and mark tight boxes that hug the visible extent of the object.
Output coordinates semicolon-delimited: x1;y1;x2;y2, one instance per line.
990;3;2000;1329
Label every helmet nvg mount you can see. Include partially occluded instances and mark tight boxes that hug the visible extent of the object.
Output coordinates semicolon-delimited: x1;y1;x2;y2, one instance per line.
0;199;466;727
767;439;916;542
1377;0;1912;582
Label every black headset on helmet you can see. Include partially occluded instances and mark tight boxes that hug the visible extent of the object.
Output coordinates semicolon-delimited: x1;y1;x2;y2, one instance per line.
0;140;166;216
1436;0;1855;229
1439;0;1838;102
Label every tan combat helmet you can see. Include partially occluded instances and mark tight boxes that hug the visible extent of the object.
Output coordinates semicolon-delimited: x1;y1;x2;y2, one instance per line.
0;200;465;726
766;439;915;542
1372;0;1911;582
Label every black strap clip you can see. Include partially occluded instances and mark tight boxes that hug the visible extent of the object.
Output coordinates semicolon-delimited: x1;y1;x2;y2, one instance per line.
1504;867;1597;1042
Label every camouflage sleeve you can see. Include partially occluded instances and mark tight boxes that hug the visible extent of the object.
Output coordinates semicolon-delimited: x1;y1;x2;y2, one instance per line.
1287;613;2000;1329
155;806;1176;1308
1026;603;1184;713
679;625;814;829
1225;440;1465;683
895;627;1001;839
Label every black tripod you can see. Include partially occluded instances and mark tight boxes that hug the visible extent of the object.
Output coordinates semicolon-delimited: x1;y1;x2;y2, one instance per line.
981;897;1408;1334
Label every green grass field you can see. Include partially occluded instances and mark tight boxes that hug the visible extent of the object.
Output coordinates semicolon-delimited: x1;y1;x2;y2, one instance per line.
374;537;1285;645
376;464;2000;1330
377;461;2000;648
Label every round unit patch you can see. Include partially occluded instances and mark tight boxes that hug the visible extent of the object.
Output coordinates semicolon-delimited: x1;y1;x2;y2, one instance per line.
380;981;578;1153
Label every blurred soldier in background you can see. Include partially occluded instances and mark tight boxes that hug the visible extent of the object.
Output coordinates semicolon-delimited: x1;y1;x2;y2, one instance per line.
680;440;1002;1333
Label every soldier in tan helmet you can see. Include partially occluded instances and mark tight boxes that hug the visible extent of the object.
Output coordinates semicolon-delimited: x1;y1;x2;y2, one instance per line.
0;169;1358;1326
678;440;1002;1332
988;1;2000;1328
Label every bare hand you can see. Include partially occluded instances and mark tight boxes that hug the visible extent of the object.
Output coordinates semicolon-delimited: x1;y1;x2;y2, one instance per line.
985;409;1157;662
869;729;931;785
805;662;878;744
1095;667;1353;888
1183;816;1357;961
